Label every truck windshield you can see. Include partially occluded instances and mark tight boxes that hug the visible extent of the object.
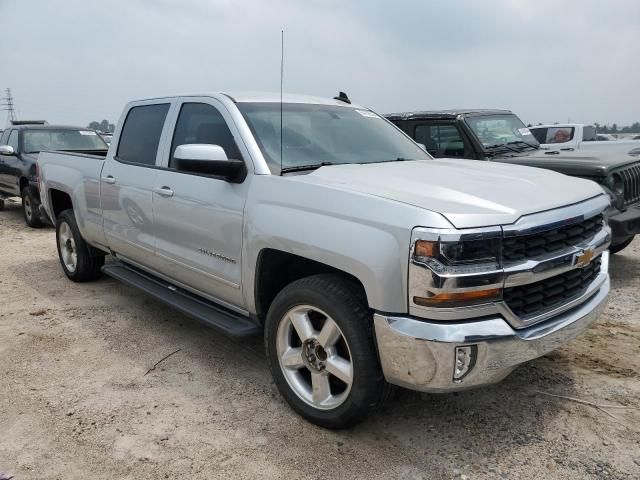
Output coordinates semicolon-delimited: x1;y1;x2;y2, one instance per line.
465;114;539;150
23;129;108;154
238;103;430;173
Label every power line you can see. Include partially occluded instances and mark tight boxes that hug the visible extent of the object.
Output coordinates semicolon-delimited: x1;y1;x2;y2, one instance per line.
0;88;17;126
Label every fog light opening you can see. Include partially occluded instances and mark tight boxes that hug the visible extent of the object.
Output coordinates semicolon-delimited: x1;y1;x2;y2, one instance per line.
453;345;477;382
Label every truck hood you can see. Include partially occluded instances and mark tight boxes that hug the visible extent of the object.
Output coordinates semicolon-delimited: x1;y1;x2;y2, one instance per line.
494;149;640;177
292;159;605;229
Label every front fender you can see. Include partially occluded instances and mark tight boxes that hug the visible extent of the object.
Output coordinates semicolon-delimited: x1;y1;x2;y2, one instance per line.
242;176;453;314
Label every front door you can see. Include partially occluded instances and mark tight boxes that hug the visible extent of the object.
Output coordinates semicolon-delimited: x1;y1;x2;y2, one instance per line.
101;102;171;268
152;99;249;307
0;130;20;194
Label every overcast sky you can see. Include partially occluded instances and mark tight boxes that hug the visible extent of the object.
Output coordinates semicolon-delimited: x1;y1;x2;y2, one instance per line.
1;0;638;127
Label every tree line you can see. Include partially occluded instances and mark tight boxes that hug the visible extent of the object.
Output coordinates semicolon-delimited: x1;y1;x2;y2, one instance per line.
87;119;115;133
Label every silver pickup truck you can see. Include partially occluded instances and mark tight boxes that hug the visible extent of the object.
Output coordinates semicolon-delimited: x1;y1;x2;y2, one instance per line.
38;92;611;428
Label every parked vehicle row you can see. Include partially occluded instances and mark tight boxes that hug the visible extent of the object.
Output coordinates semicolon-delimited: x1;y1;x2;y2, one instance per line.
0;122;108;225
386;110;640;253
35;92;612;428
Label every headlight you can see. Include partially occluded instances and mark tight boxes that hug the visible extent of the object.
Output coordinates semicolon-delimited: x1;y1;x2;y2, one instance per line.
606;173;624;196
411;231;503;308
413;235;501;271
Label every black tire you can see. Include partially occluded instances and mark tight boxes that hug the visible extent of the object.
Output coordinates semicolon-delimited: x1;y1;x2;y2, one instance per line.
56;209;105;282
0;198;4;211
610;235;635;254
264;274;390;429
22;186;44;228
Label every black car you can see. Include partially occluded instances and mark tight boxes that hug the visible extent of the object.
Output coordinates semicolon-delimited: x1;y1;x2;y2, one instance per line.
0;122;108;227
386;109;640;254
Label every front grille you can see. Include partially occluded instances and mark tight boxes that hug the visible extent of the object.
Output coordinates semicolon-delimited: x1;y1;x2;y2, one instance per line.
502;215;604;262
620;164;640;206
503;256;602;318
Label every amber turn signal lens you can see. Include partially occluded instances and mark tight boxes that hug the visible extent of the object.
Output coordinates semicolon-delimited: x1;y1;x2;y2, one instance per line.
413;288;501;307
414;240;439;258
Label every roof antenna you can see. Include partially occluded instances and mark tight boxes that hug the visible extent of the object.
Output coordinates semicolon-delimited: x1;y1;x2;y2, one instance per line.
334;91;351;104
280;30;284;175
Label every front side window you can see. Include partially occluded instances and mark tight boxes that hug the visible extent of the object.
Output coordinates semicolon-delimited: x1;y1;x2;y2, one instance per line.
0;129;9;145
545;127;575;144
23;129;107;154
117;103;170;166
530;127;547;144
170;103;242;168
7;130;19;151
415;124;466;157
238;103;429;174
465;114;539;148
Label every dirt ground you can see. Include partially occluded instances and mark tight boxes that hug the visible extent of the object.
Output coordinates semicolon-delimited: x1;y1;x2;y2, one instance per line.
1;198;639;480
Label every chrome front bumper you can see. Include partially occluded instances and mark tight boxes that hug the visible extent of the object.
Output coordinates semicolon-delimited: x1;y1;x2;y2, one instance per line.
374;266;609;392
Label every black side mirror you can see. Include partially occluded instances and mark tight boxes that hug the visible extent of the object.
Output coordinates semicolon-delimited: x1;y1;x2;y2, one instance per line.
173;144;246;183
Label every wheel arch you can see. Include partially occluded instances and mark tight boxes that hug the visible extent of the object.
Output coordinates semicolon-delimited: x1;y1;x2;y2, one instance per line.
253;249;368;323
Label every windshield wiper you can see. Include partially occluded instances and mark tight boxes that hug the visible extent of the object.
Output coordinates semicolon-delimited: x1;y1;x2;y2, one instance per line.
485;143;519;153
506;140;538;151
280;161;337;174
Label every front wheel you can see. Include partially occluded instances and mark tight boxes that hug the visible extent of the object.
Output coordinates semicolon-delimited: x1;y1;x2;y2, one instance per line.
22;187;44;228
56;209;105;282
265;274;389;429
610;235;635;254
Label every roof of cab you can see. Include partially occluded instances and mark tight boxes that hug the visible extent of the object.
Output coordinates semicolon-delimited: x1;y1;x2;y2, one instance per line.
385;109;514;121
131;92;366;109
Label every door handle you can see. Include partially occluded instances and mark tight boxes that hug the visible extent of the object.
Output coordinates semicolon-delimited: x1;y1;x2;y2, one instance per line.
102;175;116;184
153;186;174;197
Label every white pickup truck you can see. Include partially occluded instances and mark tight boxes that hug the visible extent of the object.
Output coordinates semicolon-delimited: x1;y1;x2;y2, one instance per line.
530;123;640;154
38;92;611;428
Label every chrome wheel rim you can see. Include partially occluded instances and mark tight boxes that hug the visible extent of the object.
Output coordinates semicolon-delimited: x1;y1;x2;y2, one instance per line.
276;305;353;410
58;222;77;273
24;196;32;220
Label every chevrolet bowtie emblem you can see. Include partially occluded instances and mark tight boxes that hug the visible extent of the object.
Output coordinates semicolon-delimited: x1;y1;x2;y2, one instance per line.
574;248;594;268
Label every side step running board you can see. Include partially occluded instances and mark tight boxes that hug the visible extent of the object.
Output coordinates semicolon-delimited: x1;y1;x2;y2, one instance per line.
102;262;260;338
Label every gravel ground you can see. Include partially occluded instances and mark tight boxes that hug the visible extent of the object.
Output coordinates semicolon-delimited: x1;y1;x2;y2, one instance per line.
1;199;639;480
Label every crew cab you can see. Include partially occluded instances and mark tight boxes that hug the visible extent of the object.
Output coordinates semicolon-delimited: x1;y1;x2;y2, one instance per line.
529;123;640;154
38;93;611;428
0;122;107;227
386;110;640;254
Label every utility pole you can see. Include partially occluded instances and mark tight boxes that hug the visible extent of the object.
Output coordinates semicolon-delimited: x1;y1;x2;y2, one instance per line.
1;88;17;126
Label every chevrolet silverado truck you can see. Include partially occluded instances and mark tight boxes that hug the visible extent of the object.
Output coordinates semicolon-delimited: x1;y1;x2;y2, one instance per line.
0;122;108;227
386;109;640;254
38;93;611;428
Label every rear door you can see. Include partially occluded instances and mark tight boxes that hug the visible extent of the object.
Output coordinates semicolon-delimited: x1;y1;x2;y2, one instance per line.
151;97;249;307
101;101;173;269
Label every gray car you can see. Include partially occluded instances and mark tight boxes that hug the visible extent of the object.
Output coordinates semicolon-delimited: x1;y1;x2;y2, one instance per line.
38;92;611;428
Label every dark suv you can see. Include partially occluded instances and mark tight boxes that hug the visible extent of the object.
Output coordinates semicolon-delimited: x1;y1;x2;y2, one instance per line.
0;122;108;227
386;109;640;254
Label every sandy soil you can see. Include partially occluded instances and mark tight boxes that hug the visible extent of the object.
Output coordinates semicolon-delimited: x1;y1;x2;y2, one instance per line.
1;199;639;480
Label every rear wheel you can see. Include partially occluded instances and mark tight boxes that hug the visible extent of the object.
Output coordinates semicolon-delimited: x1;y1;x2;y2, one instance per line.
56;209;105;282
610;235;635;254
22;187;44;228
265;274;389;429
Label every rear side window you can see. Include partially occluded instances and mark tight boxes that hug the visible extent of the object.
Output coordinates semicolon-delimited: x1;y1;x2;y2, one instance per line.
117;104;170;166
582;126;597;141
170;102;242;168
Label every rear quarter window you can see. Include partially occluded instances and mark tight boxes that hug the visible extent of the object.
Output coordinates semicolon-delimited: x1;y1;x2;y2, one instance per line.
116;104;170;166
